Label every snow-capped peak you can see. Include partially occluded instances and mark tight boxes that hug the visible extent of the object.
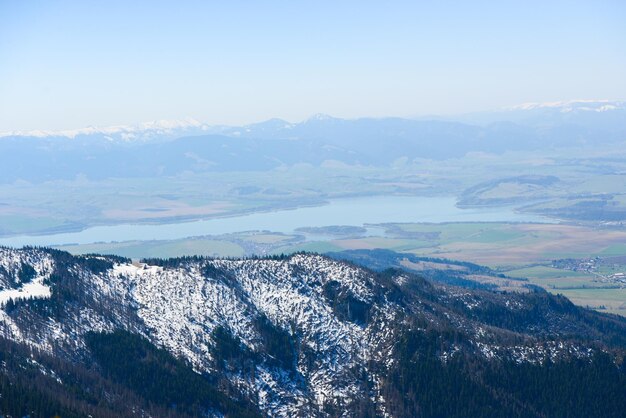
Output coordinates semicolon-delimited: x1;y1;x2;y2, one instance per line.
506;99;625;113
306;113;335;122
0;117;209;141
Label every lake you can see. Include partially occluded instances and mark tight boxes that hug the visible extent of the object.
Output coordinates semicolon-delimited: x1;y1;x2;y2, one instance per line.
0;196;548;247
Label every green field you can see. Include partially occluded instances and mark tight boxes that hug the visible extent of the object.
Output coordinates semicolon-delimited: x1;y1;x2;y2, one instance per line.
58;238;245;259
558;288;626;316
505;266;585;280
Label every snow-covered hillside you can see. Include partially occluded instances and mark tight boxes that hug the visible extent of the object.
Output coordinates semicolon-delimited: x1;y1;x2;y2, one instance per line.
0;247;625;417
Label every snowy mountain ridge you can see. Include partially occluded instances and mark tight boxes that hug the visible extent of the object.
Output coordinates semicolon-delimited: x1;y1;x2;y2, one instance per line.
506;99;625;112
0;247;625;417
0;118;211;141
3;99;623;142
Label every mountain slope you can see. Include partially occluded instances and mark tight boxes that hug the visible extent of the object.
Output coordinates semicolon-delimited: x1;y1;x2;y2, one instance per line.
2;105;625;183
0;247;625;417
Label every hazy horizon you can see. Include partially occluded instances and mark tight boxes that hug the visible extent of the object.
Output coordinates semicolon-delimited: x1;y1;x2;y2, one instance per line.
2;1;625;131
2;97;624;137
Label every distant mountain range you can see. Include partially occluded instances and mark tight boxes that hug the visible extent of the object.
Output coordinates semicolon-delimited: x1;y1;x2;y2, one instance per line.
0;247;625;417
454;99;626;130
3;99;625;141
0;100;624;183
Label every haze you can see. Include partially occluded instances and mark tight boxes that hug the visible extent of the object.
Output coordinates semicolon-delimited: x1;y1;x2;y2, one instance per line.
1;0;625;131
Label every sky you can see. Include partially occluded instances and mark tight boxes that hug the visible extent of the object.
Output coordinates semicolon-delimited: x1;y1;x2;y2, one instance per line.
1;1;625;131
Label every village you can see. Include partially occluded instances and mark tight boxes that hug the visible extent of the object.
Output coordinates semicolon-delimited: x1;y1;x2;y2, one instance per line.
552;256;626;287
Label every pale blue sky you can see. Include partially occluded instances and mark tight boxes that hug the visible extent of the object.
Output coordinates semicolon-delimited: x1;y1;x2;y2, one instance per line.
1;1;625;130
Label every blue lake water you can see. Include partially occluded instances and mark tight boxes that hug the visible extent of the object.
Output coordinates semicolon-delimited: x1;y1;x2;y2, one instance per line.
0;196;548;247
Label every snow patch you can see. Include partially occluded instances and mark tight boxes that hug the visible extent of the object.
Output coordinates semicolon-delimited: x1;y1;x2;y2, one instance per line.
0;281;51;305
